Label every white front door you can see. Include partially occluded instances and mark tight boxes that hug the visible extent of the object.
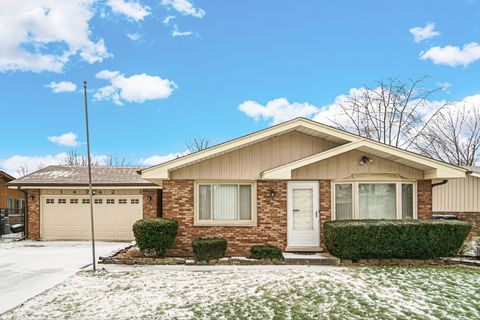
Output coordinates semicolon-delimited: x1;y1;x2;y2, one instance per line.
287;181;319;248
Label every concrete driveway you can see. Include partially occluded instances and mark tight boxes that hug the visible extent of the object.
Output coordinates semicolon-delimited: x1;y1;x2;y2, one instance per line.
0;240;128;314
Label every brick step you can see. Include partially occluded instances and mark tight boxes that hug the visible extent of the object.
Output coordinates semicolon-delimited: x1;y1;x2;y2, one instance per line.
283;252;340;266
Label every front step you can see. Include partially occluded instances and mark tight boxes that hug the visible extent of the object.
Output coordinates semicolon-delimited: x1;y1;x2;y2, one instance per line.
283;252;340;266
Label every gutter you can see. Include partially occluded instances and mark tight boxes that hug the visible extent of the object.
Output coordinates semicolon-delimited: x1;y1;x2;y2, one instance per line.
432;180;448;188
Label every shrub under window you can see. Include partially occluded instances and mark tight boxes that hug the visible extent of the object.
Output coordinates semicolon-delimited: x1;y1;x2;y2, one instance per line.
324;219;471;260
132;218;179;257
192;237;228;261
250;245;283;260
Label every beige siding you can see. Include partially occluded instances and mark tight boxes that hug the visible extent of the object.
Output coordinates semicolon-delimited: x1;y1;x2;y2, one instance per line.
292;150;424;180
170;131;339;180
433;175;480;212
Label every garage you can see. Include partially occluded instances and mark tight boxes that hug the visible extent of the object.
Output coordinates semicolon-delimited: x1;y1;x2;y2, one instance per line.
41;194;142;241
6;165;161;241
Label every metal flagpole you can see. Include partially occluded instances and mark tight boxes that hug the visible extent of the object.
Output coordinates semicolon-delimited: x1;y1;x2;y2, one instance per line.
83;80;96;271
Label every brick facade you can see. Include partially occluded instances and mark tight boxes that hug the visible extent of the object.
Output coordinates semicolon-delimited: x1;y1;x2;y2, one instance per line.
319;180;332;250
417;180;433;220
162;180;287;257
26;189;40;239
142;189;159;219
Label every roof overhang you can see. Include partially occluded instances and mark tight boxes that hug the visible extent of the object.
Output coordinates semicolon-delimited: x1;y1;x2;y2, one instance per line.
262;139;466;180
141;118;358;180
140;117;466;181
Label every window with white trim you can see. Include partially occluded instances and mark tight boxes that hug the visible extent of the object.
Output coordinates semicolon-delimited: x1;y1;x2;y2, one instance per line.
82;199;90;204
58;199;67;204
196;183;255;225
107;199;115;204
119;199;127;204
333;181;416;220
46;198;54;204
94;199;102;204
131;199;139;204
70;199;78;204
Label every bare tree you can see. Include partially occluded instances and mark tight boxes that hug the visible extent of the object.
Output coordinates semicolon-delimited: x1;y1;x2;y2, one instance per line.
61;150;102;166
327;77;446;149
16;163;30;177
105;154;130;166
414;103;480;166
186;138;210;153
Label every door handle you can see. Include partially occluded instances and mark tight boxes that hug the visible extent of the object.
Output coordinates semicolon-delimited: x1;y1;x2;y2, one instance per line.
293;209;300;212
315;211;318;218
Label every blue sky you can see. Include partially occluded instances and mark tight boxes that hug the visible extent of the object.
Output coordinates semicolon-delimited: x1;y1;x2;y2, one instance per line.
1;0;480;175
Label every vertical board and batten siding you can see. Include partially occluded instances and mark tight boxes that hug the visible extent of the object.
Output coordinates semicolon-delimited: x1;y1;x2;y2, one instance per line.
433;175;480;212
170;131;340;180
292;149;424;180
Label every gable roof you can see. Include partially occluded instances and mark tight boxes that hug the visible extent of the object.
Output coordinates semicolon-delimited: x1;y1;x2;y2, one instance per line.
141;117;466;180
0;170;15;182
7;165;155;187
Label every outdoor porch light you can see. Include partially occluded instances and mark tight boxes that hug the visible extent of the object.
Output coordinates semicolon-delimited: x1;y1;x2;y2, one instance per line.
28;195;35;201
359;155;373;165
147;195;153;202
268;189;276;198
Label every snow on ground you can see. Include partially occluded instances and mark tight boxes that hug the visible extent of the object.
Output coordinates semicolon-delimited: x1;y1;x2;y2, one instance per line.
0;240;128;314
2;265;479;319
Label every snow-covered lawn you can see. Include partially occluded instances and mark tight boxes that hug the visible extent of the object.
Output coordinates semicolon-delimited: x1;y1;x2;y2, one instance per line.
3;265;479;319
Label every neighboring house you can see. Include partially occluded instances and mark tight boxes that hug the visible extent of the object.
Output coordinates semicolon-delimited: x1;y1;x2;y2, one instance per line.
433;166;480;240
0;170;25;212
7;166;160;241
8;118;470;254
139;118;466;256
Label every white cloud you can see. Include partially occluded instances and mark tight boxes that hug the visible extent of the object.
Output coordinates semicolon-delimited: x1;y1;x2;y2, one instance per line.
126;33;141;41
420;42;480;67
163;15;176;25
94;70;177;105
48;132;81;147
0;0;111;73
172;24;194;37
46;81;77;93
161;0;205;18
238;98;319;124
437;82;451;91
139;151;190;166
106;0;150;21
0;153;109;177
409;23;440;43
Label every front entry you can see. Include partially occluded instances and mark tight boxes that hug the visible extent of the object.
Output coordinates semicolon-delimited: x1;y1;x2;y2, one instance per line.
287;181;320;248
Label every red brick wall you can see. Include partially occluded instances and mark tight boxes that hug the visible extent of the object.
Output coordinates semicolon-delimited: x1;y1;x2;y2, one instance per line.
417;180;433;220
26;189;40;239
319;180;332;250
162;180;287;257
142;189;158;219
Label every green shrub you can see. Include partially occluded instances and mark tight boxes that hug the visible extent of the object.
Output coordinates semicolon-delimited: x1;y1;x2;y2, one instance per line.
250;245;284;260
192;237;227;261
132;218;179;257
324;219;471;260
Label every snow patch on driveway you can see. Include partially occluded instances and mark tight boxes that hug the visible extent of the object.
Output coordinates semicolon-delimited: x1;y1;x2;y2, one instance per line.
0;241;128;314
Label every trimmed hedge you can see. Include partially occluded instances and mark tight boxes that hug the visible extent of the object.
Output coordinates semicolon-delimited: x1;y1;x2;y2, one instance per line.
192;237;227;261
132;218;179;257
324;219;471;260
250;245;284;260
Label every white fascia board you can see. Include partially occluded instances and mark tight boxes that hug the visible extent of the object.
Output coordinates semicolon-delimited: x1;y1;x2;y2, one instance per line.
261;140;365;180
140;118;359;179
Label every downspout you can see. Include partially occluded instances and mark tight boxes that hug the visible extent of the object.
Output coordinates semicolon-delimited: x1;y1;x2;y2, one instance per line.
431;180;448;188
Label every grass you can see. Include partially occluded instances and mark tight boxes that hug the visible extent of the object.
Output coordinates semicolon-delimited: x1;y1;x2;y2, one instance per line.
2;266;479;320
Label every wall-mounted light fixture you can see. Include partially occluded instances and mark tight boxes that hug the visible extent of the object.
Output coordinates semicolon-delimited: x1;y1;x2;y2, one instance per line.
359;155;373;165
147;195;153;202
28;195;35;201
267;189;276;198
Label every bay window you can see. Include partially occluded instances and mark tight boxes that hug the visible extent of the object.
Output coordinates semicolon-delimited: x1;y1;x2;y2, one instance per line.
333;181;416;220
196;183;256;226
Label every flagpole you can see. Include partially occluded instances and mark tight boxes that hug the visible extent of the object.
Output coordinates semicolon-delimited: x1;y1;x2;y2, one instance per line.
83;80;96;271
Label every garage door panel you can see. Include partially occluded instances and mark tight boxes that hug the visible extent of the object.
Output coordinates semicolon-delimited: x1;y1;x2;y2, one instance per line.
41;195;143;241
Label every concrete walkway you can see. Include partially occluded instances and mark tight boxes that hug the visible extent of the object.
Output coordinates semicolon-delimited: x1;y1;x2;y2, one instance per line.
0;240;128;314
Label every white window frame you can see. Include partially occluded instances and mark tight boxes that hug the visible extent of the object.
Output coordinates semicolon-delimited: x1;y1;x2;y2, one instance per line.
194;181;257;227
332;181;417;220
